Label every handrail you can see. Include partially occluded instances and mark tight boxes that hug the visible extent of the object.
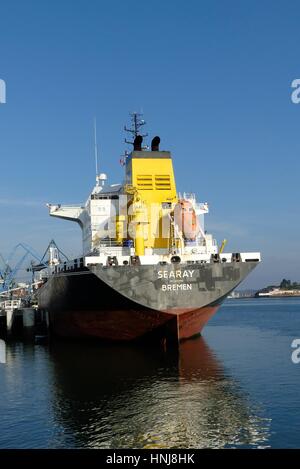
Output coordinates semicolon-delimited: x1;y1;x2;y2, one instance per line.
0;299;22;309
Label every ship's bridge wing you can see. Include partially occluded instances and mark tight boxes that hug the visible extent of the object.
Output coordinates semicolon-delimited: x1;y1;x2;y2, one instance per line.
47;204;84;226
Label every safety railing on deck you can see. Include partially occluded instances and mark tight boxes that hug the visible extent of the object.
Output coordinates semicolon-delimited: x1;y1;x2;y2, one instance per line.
0;299;22;310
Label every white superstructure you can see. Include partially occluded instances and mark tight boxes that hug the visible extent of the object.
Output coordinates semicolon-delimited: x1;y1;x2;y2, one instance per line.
47;175;260;269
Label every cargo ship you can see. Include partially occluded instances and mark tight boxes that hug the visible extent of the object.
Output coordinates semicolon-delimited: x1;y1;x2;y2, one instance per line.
37;114;260;343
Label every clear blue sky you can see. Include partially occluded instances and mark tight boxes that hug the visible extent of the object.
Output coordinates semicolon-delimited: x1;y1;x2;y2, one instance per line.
0;0;299;288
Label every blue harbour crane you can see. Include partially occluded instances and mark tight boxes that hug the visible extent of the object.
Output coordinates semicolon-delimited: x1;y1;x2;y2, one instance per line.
0;240;68;295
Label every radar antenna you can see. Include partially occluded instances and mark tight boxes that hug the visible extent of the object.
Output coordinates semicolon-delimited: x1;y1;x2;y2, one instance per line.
124;112;148;146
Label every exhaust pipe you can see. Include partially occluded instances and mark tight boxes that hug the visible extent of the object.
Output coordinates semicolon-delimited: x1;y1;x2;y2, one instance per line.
151;136;160;151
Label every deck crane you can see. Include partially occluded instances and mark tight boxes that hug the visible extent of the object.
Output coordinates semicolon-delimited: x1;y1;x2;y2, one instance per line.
0;253;12;288
0;241;69;295
27;240;69;274
0;243;46;293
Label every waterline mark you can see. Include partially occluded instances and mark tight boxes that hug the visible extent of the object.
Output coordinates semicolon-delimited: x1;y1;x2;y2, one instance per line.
291;339;300;364
0;79;6;104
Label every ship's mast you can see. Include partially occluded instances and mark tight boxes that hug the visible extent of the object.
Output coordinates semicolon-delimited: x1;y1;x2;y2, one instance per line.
124;112;148;146
94;117;99;185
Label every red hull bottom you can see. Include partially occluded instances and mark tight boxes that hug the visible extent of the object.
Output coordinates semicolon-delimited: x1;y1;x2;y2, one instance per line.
176;306;219;340
50;304;220;343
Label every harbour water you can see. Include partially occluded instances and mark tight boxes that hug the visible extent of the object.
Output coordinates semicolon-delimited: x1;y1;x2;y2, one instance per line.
0;297;299;449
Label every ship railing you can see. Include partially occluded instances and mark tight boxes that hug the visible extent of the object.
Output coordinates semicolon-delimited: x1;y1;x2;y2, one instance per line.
178;192;196;201
38;257;86;277
56;204;84;208
98;239;123;248
194;202;209;211
0;299;22;310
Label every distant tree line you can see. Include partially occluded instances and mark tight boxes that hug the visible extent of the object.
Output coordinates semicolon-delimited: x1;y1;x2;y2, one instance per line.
255;279;300;296
280;279;300;290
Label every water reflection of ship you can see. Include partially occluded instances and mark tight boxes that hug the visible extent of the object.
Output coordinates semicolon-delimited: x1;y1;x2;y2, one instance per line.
49;338;271;449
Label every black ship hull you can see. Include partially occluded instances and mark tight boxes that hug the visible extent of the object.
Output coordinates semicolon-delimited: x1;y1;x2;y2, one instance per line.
37;261;258;342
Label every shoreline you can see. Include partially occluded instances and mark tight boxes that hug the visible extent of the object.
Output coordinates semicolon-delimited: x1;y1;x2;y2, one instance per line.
228;294;300;299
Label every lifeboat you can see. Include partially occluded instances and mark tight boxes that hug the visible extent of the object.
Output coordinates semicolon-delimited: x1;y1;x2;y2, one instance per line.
174;199;200;240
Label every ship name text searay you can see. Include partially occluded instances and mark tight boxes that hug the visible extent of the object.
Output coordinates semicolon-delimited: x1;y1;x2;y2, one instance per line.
158;270;194;292
157;270;194;279
0;79;6;104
